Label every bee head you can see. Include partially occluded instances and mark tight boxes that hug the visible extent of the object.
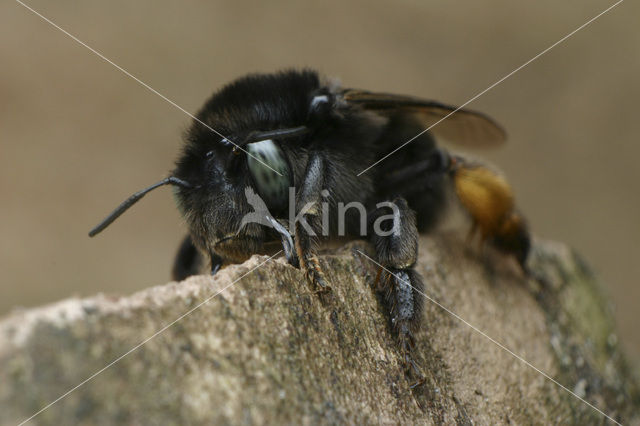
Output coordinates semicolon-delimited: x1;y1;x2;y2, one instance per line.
171;70;331;255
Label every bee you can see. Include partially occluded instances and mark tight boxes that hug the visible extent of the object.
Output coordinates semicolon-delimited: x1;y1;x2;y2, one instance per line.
89;69;530;383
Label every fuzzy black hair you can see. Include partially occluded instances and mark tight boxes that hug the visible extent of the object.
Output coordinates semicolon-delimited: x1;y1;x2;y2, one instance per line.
192;69;321;136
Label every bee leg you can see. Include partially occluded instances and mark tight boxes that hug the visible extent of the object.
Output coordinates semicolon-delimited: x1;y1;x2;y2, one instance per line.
294;154;330;293
383;268;426;387
369;198;425;384
172;235;225;279
296;225;330;293
265;215;299;268
209;251;223;276
172;234;204;281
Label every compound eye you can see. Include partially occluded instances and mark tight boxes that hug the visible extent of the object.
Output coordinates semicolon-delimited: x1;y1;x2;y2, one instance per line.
246;139;291;210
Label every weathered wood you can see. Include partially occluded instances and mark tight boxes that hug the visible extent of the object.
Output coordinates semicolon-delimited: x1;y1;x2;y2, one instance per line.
1;234;638;425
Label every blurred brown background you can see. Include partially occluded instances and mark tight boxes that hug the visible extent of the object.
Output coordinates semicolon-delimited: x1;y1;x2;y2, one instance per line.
1;1;638;362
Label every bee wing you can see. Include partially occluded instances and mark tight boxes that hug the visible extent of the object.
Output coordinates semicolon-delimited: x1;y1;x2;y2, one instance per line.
342;90;506;147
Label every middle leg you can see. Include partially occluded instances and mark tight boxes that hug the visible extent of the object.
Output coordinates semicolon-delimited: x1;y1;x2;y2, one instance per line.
368;198;425;384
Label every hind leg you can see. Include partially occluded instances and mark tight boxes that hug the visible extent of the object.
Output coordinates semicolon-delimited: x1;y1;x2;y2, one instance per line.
368;198;425;384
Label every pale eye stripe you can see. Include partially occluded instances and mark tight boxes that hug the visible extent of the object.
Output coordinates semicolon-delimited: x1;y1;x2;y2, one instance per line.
251;144;280;167
246;139;291;206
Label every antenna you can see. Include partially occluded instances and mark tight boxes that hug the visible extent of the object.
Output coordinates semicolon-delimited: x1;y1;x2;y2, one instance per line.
88;176;192;237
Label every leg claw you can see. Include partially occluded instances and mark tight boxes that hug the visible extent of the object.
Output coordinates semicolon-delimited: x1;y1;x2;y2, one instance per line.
405;353;426;389
409;377;426;389
312;285;332;295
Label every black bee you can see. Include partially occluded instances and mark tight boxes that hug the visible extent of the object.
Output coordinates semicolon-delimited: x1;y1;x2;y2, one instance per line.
89;69;529;382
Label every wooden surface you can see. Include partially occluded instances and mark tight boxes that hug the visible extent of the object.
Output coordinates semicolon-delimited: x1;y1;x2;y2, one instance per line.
1;235;637;425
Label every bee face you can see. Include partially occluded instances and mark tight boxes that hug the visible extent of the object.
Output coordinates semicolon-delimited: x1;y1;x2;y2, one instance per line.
171;70;327;257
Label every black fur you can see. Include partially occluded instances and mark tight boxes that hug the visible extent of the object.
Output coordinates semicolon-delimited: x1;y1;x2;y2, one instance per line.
171;234;202;281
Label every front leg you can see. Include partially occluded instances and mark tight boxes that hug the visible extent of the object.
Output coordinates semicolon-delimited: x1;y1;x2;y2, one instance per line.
209;251;224;275
368;198;425;384
172;234;203;281
267;216;299;268
293;154;330;293
171;234;224;280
